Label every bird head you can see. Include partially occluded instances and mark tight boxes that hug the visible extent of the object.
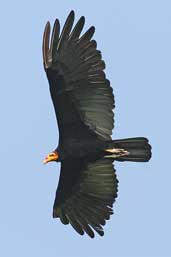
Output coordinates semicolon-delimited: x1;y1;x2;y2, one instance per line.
43;151;59;164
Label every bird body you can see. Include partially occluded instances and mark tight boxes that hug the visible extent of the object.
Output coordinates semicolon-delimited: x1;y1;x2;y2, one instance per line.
42;11;152;238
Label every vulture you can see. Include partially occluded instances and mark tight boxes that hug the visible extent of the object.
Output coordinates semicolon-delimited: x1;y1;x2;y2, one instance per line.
42;10;151;238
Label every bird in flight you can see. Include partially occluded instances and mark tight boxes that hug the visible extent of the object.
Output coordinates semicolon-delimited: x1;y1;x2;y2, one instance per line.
42;10;151;238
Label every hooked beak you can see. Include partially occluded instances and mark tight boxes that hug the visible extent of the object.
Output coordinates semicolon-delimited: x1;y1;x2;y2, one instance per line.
43;152;58;164
43;157;49;164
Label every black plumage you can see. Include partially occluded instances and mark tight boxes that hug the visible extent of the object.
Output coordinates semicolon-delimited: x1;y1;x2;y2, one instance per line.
42;10;152;238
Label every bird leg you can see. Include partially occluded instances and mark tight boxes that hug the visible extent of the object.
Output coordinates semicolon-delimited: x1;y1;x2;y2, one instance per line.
105;148;129;158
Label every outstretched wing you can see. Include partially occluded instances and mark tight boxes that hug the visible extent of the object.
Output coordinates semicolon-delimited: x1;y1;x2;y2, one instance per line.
53;158;118;238
43;11;115;141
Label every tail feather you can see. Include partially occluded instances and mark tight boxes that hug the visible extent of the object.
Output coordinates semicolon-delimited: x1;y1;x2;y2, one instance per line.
107;137;152;162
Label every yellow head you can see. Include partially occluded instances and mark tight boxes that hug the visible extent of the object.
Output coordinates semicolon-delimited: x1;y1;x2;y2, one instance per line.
43;151;59;164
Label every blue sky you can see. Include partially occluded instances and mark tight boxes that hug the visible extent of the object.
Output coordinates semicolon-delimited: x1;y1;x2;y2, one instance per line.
0;0;170;256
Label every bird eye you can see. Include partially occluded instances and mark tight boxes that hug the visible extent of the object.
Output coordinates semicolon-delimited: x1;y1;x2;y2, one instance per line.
49;153;54;157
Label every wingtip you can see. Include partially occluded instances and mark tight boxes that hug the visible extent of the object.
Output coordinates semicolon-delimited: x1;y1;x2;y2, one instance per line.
68;10;75;21
79;16;85;29
43;21;51;68
44;21;51;36
50;18;60;55
70;10;75;16
80;15;85;22
54;18;60;26
91;26;95;33
46;20;50;27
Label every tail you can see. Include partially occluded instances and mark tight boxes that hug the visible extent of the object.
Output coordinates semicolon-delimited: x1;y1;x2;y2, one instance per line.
106;137;152;162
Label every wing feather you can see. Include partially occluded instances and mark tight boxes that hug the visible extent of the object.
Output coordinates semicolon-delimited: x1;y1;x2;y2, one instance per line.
50;19;60;56
69;16;85;41
57;10;75;51
53;158;118;237
43;11;115;141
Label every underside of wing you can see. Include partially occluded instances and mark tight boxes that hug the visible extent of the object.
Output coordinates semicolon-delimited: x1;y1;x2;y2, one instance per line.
53;158;118;238
43;11;115;141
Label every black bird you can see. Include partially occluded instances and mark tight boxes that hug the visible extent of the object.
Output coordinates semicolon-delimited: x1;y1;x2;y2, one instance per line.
42;11;151;238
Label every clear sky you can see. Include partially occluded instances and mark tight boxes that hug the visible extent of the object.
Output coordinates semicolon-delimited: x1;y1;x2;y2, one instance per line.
0;0;170;256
